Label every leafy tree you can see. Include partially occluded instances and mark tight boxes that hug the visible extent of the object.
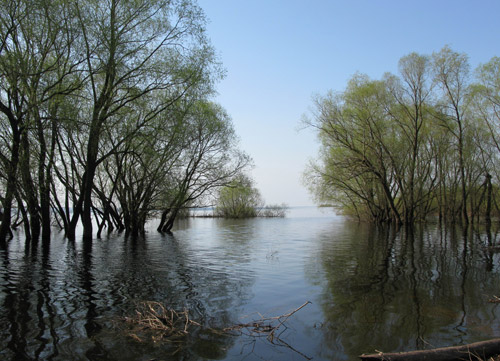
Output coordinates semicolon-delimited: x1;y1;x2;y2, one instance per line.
0;0;81;242
305;75;405;223
69;0;221;240
214;174;263;218
305;47;496;225
432;46;472;224
384;52;436;223
157;101;250;232
0;0;251;242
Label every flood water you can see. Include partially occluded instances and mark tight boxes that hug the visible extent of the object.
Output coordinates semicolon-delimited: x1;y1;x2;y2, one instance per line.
1;207;500;360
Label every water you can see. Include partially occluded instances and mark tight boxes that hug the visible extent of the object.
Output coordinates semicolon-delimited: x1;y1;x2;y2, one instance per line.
1;207;500;360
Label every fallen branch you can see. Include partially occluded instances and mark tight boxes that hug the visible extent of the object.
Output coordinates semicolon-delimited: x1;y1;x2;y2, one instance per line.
488;295;500;303
124;300;311;345
223;301;312;360
360;338;500;361
124;301;200;343
223;301;311;342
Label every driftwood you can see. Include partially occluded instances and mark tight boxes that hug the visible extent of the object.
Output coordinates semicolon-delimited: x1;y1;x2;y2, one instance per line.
124;300;311;354
360;338;500;361
124;301;202;343
223;301;311;341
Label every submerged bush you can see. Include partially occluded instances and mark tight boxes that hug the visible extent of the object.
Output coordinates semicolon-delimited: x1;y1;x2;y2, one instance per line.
214;175;287;218
258;204;289;218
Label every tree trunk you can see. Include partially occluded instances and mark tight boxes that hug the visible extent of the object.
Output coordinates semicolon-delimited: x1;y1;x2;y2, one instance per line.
16;193;31;241
81;123;101;241
457;122;468;225
0;126;21;242
20;131;41;242
38;111;58;241
162;209;179;233
486;173;492;223
360;338;500;361
66;188;85;241
157;208;170;232
82;164;96;241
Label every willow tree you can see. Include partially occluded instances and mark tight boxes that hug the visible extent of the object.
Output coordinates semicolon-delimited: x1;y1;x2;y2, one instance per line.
305;75;404;223
472;57;500;221
64;0;221;240
432;46;472;224
0;0;82;242
98;94;188;237
306;47;497;224
383;53;436;223
157;101;251;233
214;174;263;218
0;0;249;241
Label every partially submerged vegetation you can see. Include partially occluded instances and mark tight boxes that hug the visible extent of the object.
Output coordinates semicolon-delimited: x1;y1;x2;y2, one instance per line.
0;0;252;243
123;300;311;358
213;174;288;218
360;338;500;361
124;301;201;344
305;47;500;226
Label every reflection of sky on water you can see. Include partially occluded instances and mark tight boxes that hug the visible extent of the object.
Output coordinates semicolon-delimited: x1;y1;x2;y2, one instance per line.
1;208;500;360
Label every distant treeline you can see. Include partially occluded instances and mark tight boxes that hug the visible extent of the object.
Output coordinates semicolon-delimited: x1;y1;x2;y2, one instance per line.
0;0;250;242
305;47;500;225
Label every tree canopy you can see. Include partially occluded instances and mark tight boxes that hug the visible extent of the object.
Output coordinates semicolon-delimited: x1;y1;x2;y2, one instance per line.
305;46;500;225
0;0;250;242
214;174;288;218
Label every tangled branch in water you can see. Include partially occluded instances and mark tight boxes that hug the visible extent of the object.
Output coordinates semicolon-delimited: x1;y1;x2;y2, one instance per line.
123;300;312;359
488;295;500;303
124;301;201;343
222;301;311;342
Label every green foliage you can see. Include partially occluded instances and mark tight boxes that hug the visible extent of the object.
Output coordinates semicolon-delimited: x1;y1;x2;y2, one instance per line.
0;0;249;240
214;175;288;218
215;175;263;218
305;46;500;224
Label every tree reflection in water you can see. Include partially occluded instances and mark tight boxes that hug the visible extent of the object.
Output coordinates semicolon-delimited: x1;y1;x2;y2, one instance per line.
2;213;500;361
311;222;500;360
0;229;255;360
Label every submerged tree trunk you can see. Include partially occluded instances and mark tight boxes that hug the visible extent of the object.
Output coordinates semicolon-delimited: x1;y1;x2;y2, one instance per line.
82;151;98;241
360;338;500;361
0;120;21;243
486;173;492;223
158;208;178;233
162;213;177;233
20;130;41;242
157;209;171;232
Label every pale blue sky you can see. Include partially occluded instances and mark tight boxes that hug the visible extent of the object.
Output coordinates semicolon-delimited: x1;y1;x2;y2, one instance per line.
198;0;500;206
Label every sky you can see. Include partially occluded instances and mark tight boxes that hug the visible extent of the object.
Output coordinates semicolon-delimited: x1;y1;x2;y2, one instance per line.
197;0;500;207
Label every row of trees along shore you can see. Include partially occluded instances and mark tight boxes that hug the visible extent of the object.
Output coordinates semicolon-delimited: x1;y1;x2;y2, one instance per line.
305;46;500;226
0;0;251;243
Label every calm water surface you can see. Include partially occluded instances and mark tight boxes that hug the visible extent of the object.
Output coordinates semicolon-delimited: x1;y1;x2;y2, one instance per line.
1;207;500;360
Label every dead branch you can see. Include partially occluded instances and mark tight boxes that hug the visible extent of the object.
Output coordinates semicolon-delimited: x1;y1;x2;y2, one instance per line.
488;295;500;303
223;301;311;342
123;300;312;359
360;338;500;361
124;301;200;343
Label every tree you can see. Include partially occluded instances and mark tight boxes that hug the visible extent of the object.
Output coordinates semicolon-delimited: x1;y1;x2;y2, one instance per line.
0;0;255;242
214;174;263;218
68;0;220;240
305;75;405;223
0;0;81;242
0;0;249;241
384;53;436;223
432;46;472;224
471;57;500;222
157;101;250;232
305;47;495;224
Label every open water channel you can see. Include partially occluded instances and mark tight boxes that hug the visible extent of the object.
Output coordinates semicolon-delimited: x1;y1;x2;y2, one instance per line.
1;207;500;360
